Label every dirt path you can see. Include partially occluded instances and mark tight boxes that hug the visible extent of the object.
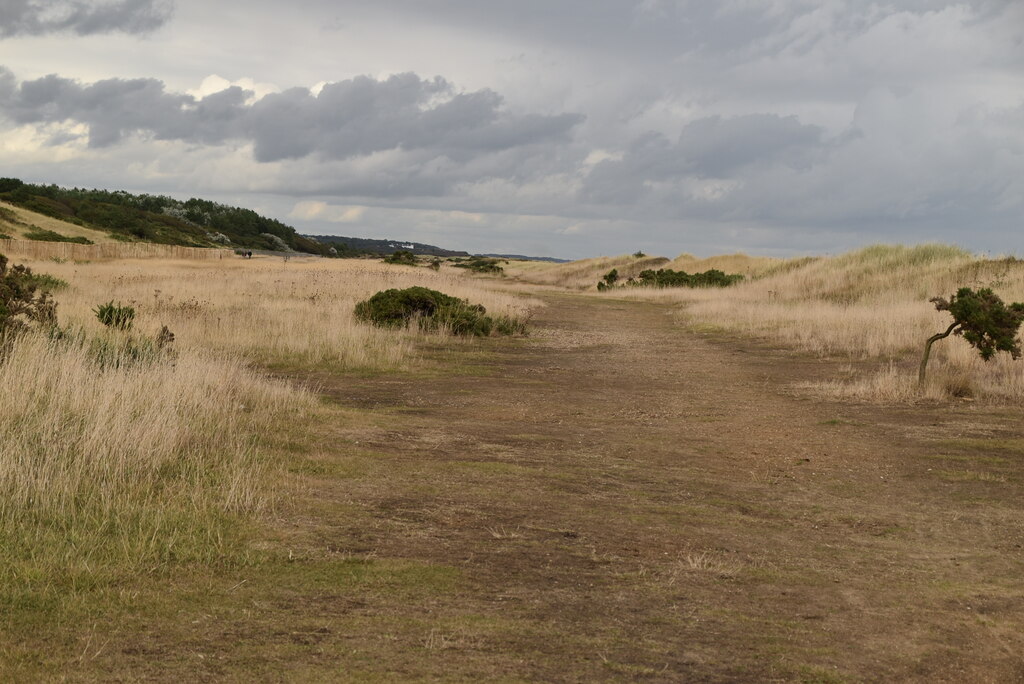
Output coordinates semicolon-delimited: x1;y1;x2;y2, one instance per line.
259;292;1024;682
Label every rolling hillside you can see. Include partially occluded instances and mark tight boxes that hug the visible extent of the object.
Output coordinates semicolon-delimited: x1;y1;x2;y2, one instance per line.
0;178;331;255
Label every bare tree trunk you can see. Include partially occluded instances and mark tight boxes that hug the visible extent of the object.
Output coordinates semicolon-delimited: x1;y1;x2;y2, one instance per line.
918;322;959;388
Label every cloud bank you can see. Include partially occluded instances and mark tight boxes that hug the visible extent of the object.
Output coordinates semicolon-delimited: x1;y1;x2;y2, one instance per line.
0;0;172;38
0;68;583;164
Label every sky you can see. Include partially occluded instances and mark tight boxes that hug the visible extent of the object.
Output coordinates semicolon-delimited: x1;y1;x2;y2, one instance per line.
0;0;1022;259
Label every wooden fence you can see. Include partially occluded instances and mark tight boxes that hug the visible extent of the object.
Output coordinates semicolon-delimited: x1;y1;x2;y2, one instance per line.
0;239;228;261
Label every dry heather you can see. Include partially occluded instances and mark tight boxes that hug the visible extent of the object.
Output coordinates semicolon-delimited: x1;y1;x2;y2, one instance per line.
22;256;540;369
619;244;1024;402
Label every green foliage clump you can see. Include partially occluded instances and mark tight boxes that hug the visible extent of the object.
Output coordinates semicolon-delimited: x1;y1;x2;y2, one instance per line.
453;257;505;275
428;258;442;271
354;286;521;337
23;228;93;245
93;301;136;331
0;254;57;335
919;287;1024;386
384;250;418;266
636;268;744;288
0;178;337;255
597;269;619;291
597;267;742;291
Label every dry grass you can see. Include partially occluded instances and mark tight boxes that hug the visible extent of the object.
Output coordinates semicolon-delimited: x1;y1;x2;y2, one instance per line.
505;254;670;290
646;245;1024;402
519;244;1024;403
666;252;786;279
21;256;541;370
0;328;317;616
0;250;540;626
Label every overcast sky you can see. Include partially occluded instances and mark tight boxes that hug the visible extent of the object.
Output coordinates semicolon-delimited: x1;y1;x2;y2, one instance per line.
1;0;1022;258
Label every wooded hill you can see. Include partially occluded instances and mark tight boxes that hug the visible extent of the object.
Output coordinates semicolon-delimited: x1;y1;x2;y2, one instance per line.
0;178;333;256
304;234;469;257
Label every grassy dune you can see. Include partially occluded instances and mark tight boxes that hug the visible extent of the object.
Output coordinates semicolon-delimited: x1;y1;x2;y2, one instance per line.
505;253;671;290
613;244;1024;401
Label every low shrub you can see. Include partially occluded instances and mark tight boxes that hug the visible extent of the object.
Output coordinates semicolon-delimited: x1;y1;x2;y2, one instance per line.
384;250;418;266
23;227;93;245
453;257;505;275
635;268;744;288
354;286;519;337
93;301;136;330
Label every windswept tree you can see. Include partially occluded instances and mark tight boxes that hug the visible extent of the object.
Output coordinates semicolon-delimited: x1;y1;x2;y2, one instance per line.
919;287;1024;387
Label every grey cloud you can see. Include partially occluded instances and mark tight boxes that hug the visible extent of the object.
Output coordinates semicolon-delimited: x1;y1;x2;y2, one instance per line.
582;114;827;203
0;69;584;165
0;0;172;38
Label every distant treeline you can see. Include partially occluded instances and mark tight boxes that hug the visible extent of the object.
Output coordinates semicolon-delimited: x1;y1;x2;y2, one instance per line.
305;234;469;258
0;178;334;256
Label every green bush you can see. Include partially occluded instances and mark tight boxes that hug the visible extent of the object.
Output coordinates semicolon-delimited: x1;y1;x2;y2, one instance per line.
453;257;504;275
354;286;520;337
23;227;93;245
93;301;135;330
24;272;68;292
0;254;58;336
635;268;743;288
384;250;418;266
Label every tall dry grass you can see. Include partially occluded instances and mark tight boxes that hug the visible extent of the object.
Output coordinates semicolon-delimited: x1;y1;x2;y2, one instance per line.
23;256;540;370
0;328;316;608
0;251;539;612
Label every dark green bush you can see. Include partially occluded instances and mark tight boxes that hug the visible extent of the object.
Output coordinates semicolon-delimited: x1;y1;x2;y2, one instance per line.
635;268;744;288
93;301;135;330
384;250;418;266
23;227;93;245
453;257;504;275
0;254;57;335
354;286;520;337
